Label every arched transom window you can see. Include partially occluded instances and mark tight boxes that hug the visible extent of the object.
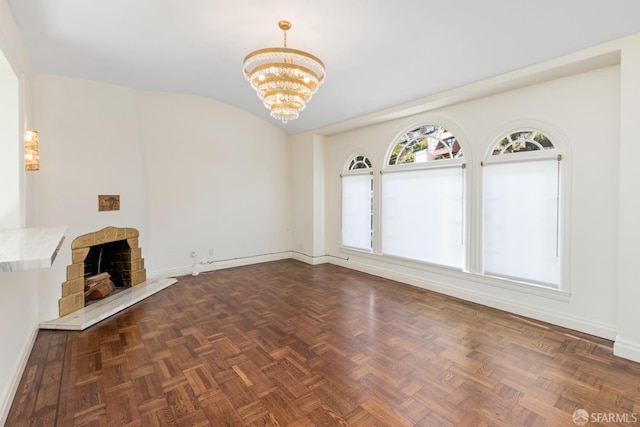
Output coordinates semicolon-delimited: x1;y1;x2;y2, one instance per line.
492;130;554;155
348;155;372;170
388;124;463;166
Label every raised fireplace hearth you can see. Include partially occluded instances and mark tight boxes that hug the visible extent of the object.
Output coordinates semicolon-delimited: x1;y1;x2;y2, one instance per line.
58;226;146;317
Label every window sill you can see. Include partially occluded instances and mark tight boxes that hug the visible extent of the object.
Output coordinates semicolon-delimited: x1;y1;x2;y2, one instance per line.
0;227;67;272
339;247;571;302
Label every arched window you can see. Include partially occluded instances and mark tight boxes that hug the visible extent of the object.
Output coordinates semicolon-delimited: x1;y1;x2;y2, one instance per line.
483;129;562;287
341;155;373;251
348;155;372;170
491;130;554;155
382;124;465;268
388;124;463;165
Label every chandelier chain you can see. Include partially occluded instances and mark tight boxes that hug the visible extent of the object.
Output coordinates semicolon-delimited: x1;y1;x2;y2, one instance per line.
283;28;287;48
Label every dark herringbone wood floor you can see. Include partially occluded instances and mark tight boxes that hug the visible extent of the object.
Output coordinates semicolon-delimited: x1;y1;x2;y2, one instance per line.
6;260;640;426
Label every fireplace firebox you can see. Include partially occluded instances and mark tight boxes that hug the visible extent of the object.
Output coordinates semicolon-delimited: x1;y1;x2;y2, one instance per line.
59;227;146;316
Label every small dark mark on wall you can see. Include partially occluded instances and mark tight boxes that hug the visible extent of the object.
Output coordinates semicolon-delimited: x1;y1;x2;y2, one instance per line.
98;195;120;211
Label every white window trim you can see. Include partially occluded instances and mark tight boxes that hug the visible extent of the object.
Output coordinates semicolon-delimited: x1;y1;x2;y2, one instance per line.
383;158;466;173
339;246;571;302
476;124;572;292
341;154;375;252
380;123;468;270
344;120;573;300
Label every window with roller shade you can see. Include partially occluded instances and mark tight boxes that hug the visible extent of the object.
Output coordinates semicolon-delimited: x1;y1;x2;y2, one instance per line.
382;125;465;268
482;130;562;287
341;155;373;251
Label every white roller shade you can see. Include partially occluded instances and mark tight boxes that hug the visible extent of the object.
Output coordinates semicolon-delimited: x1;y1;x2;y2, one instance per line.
483;159;560;286
342;174;373;251
382;167;464;268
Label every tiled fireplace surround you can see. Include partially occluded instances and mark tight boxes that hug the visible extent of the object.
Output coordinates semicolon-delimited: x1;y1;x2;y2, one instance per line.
58;226;147;317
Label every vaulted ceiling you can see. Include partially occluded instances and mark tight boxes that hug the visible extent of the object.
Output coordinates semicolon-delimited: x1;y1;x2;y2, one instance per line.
8;0;640;134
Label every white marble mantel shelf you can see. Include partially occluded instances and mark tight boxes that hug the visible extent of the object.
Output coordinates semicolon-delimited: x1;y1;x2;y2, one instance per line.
0;226;67;272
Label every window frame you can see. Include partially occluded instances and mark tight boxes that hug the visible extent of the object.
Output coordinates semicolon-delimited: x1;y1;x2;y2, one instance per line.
380;122;467;268
479;126;570;291
338;122;571;300
386;124;465;169
340;154;374;252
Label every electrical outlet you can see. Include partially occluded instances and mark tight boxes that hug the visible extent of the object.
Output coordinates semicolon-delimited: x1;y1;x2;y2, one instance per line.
190;250;197;258
208;248;215;256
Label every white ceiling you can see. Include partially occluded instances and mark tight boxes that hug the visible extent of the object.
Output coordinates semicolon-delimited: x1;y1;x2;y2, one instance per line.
7;0;640;134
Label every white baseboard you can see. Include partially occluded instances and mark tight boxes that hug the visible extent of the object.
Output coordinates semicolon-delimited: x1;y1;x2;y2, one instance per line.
330;257;618;341
614;337;640;363
291;252;329;265
149;251;294;279
0;325;39;426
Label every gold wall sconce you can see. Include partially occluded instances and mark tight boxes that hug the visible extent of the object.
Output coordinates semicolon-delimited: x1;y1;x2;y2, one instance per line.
24;129;39;171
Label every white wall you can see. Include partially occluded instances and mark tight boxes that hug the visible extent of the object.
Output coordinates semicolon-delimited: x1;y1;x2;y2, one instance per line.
137;91;291;275
0;73;19;229
0;269;39;423
33;77;293;314
615;35;640;362
0;0;39;423
34;75;148;321
291;133;316;258
291;133;326;262
321;65;622;341
1;69;292;419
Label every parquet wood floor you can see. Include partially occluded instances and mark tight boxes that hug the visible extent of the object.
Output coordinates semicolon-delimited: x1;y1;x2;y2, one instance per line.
6;260;640;426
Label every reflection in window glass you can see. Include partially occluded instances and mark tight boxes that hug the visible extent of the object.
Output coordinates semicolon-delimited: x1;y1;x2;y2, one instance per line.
348;155;372;170
492;130;554;155
388;125;462;166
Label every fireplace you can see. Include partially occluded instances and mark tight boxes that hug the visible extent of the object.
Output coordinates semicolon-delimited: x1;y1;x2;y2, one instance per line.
58;227;146;317
85;240;131;287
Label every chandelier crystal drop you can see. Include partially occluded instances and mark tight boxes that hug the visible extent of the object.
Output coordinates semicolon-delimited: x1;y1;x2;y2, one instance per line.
243;20;325;124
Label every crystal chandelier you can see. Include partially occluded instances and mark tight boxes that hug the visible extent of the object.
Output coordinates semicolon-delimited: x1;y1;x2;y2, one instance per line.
243;20;325;124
